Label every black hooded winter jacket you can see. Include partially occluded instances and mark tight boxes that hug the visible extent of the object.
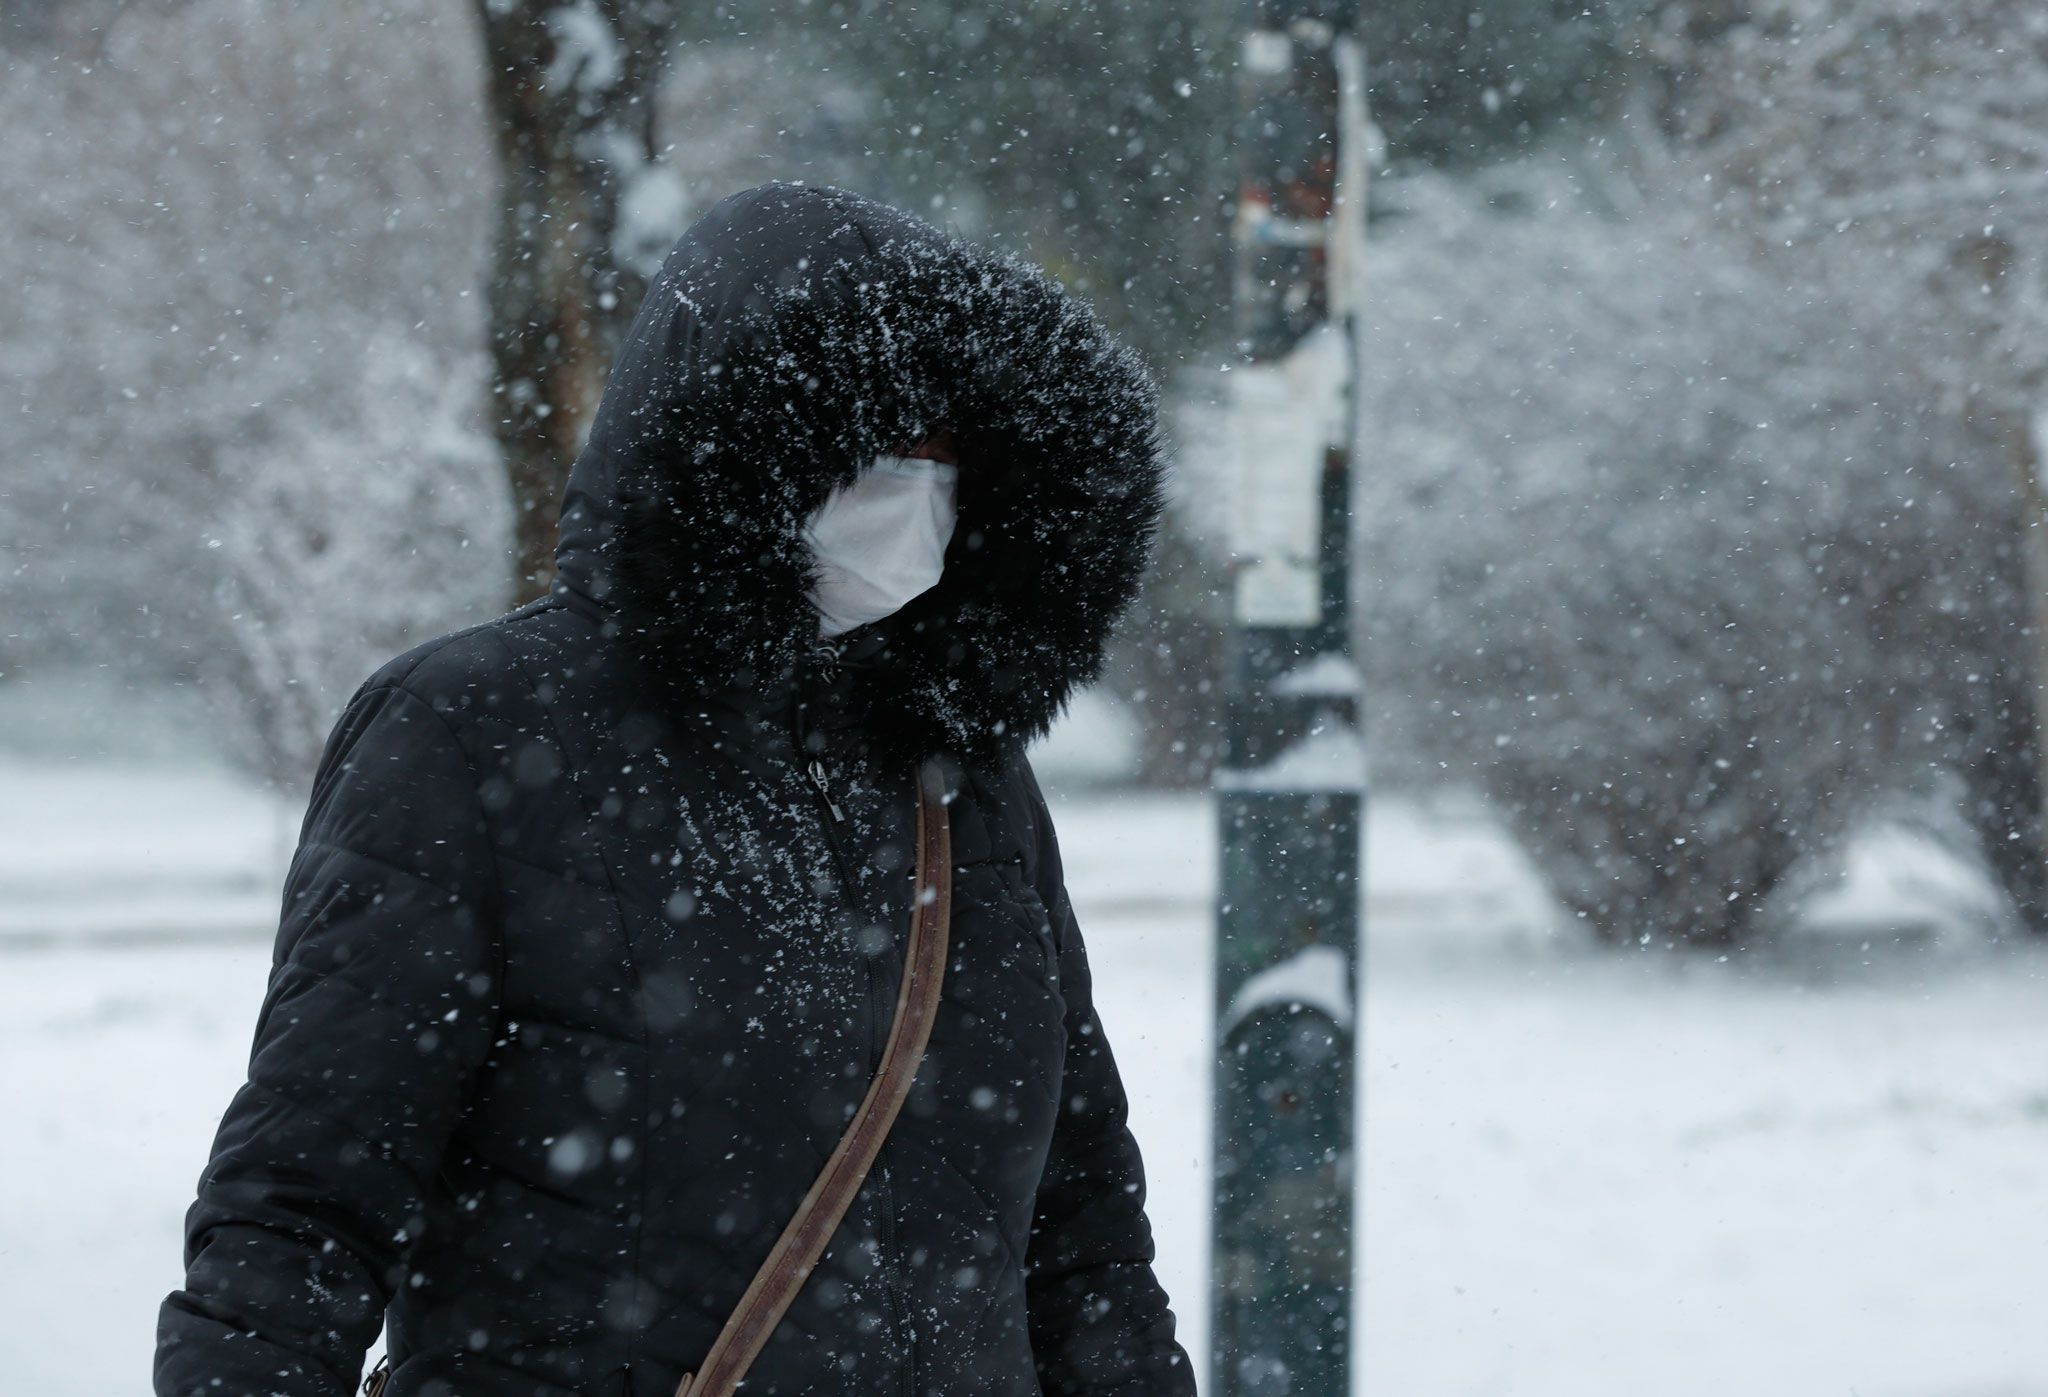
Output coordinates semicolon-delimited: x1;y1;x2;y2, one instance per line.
155;183;1195;1397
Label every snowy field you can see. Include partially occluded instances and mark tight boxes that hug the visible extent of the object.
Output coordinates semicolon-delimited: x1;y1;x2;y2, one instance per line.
2;754;2045;1395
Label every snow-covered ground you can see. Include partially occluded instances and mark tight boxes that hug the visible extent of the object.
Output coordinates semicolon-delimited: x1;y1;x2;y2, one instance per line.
1;757;2044;1395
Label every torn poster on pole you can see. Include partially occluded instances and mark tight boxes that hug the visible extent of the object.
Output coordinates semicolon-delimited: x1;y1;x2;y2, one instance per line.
1229;319;1349;626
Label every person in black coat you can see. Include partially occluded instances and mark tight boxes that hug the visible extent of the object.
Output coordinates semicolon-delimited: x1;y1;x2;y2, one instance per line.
155;182;1196;1397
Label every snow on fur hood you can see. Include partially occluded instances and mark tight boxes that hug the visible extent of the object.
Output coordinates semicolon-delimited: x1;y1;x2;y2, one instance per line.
550;182;1168;767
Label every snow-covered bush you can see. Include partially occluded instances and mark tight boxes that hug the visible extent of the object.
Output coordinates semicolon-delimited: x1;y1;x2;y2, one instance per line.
1355;167;2008;947
1643;0;2048;932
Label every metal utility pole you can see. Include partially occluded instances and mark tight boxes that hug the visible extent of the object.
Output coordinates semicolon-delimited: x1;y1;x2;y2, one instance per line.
1210;4;1373;1396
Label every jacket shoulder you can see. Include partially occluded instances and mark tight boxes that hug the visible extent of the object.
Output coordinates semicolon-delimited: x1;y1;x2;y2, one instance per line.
353;599;561;721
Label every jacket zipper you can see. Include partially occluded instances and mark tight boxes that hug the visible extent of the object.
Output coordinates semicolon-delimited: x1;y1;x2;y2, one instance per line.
793;656;855;893
791;665;913;1394
808;757;847;823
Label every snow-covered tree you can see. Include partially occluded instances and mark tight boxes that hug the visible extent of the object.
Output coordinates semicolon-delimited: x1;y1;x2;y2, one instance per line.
1359;0;1662;162
0;0;506;782
653;38;878;202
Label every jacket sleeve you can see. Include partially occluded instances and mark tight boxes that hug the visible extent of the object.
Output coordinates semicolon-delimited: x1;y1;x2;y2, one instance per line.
1019;763;1198;1397
155;678;502;1397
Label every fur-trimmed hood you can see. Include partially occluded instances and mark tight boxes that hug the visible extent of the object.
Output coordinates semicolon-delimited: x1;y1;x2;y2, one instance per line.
551;182;1167;766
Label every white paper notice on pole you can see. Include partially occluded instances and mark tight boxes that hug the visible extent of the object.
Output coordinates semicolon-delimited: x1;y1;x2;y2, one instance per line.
1230;323;1348;626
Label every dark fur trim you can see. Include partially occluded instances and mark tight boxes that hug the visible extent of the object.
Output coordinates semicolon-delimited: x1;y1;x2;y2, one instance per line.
599;194;1166;767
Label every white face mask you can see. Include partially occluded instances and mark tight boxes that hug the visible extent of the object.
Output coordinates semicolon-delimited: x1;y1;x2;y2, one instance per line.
802;455;960;637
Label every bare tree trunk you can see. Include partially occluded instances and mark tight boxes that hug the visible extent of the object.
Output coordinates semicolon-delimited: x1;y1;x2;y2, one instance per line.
472;2;677;597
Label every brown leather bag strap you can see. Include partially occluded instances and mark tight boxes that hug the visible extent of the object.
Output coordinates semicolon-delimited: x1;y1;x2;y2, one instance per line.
675;757;953;1397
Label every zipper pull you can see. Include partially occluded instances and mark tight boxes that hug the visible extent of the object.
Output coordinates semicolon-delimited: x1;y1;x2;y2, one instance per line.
808;757;846;822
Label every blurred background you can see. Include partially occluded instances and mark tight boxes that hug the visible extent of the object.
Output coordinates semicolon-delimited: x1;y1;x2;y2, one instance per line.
3;1;2045;1393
